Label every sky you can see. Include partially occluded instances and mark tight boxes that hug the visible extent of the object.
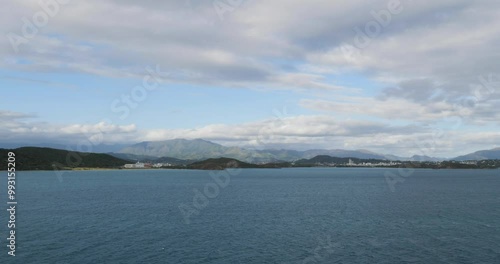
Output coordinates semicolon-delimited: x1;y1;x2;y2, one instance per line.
1;0;500;157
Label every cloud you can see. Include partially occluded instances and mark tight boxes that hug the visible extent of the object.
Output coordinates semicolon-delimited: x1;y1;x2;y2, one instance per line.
305;1;500;95
0;110;432;154
1;0;499;156
300;97;462;122
0;110;36;120
141;115;424;142
2;0;499;97
1;109;499;157
0;2;474;88
0;110;138;144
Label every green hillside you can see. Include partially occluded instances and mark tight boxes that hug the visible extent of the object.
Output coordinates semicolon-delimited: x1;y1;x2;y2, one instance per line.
188;157;259;170
118;139;275;162
0;147;129;171
294;155;388;165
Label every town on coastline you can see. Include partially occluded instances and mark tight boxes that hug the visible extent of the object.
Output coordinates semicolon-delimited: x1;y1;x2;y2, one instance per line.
122;158;495;170
1;147;498;171
124;161;173;169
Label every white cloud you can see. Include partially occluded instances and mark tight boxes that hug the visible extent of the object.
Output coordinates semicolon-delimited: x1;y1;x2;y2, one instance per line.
3;0;499;98
2;0;500;155
2;109;499;156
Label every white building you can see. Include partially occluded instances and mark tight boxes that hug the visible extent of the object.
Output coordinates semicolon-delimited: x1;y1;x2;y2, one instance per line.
124;162;145;169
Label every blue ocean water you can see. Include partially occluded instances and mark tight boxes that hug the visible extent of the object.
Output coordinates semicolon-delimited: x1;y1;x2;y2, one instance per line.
0;168;499;263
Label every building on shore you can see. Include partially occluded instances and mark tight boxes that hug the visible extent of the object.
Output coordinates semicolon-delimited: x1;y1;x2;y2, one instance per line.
124;162;171;169
124;162;146;169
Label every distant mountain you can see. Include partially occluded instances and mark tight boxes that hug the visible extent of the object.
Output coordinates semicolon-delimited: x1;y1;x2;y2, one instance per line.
8;139;486;162
0;147;129;170
120;139;220;157
119;139;274;162
154;157;195;166
384;154;405;161
410;155;444;162
107;152;195;165
108;153;162;162
117;139;443;162
453;148;500;161
300;149;388;160
255;149;303;161
254;148;415;162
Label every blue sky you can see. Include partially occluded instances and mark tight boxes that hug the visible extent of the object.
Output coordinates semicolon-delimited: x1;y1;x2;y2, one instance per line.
1;0;500;157
1;69;322;127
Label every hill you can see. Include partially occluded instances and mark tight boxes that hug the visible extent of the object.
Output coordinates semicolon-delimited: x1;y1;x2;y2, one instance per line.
300;149;389;160
187;157;259;170
0;147;129;171
453;148;500;161
295;155;389;166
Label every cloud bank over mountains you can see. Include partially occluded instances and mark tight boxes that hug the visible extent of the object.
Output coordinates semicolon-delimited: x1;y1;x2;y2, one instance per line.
2;110;500;158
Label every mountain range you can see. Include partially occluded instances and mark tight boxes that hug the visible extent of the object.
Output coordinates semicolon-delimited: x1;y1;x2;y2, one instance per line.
117;139;397;163
114;139;499;162
453;148;500;161
1;139;498;163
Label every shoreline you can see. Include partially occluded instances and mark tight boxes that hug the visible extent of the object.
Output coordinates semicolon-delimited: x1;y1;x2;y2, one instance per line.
8;166;500;172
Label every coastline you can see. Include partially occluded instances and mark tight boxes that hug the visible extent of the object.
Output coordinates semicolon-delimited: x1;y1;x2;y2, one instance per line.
9;166;500;172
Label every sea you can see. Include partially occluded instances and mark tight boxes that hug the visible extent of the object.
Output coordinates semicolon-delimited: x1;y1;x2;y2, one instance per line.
0;168;499;263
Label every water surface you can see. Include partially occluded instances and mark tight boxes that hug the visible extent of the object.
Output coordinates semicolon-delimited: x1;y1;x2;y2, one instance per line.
0;168;499;263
